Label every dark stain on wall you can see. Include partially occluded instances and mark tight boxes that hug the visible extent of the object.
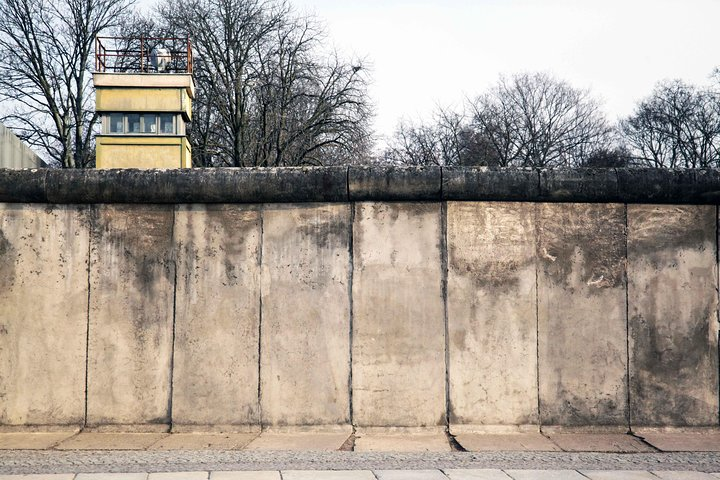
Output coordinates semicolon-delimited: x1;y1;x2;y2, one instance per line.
538;203;626;290
629;205;714;269
542;394;623;427
0;228;10;257
630;311;717;425
92;205;175;305
0;227;16;291
297;212;349;251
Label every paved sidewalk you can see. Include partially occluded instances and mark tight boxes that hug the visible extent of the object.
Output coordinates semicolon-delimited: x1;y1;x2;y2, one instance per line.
1;432;719;478
3;430;720;454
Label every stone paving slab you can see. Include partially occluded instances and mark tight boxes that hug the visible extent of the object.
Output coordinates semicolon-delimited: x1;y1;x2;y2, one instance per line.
76;474;148;480
0;476;76;480
56;433;169;450
0;476;77;480
652;472;717;479
454;434;561;451
209;473;280;480
375;470;449;480
444;469;512;479
0;433;77;450
547;434;653;453
149;434;257;450
147;473;208;480
282;471;376;479
354;434;451;452
244;432;351;451
504;471;586;479
580;471;658;479
210;473;280;480
638;432;720;452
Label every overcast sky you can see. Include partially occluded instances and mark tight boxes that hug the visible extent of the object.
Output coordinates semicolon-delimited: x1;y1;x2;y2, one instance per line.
286;0;720;138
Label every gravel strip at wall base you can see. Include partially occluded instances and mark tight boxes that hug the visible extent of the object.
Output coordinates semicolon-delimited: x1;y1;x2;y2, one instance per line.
1;451;719;475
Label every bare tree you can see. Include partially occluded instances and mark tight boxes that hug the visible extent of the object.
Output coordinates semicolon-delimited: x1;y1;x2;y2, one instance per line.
583;146;633;168
383;107;498;167
383;120;443;166
620;79;720;168
158;0;371;167
468;73;612;168
383;73;611;168
0;0;132;167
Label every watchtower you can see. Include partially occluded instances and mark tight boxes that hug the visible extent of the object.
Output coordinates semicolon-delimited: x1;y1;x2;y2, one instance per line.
93;37;194;169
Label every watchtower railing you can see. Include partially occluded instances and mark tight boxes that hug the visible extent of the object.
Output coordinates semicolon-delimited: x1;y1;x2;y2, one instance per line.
95;36;193;74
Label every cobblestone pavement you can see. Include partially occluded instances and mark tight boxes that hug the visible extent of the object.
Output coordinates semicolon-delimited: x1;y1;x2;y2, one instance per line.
1;451;720;476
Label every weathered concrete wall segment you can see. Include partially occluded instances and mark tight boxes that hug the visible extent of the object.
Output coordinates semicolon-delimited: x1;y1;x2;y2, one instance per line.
627;205;719;427
353;203;446;427
172;205;262;429
447;202;539;427
0;199;717;431
537;203;629;427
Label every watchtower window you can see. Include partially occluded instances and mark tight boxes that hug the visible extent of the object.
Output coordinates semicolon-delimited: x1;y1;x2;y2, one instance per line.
102;113;184;135
127;114;141;133
160;114;175;134
109;113;123;133
142;114;157;133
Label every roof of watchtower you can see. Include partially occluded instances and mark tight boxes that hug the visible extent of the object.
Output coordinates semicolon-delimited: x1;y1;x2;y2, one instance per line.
95;36;193;74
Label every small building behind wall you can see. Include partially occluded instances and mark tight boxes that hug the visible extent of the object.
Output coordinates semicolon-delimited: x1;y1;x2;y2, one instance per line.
0;123;46;169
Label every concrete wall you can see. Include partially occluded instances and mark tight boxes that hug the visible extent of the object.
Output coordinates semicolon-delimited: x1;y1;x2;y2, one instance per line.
0;168;718;431
0;204;88;426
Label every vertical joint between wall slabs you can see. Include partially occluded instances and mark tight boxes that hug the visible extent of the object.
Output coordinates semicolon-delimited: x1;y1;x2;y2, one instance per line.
83;206;93;429
257;206;265;430
168;205;178;429
441;201;450;429
348;202;355;430
624;203;632;432
534;203;541;428
716;204;720;426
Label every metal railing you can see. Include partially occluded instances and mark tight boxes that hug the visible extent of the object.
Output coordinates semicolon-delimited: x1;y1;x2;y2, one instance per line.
95;36;193;74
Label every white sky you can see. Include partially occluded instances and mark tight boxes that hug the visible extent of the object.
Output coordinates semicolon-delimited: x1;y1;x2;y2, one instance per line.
286;0;720;138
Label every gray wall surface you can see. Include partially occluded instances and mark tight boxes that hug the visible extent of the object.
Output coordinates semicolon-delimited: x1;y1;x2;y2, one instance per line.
0;168;719;431
0;124;44;169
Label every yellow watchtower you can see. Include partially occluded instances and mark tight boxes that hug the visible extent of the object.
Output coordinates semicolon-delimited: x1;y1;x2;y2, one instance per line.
93;37;194;169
